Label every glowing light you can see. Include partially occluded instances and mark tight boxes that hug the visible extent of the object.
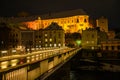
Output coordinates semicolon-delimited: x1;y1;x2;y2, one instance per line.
12;50;16;53
1;61;9;69
11;59;18;66
1;50;7;54
76;40;81;46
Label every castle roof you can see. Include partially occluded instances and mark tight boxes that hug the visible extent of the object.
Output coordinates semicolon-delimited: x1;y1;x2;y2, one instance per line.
40;9;87;19
44;22;63;30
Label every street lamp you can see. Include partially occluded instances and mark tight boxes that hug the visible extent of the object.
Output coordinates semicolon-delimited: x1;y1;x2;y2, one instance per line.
76;40;81;47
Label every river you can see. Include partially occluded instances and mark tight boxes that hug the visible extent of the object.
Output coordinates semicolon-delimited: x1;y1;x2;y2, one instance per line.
70;70;120;80
70;60;120;80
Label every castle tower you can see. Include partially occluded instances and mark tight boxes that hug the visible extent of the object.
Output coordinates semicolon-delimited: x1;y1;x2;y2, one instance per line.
96;16;108;32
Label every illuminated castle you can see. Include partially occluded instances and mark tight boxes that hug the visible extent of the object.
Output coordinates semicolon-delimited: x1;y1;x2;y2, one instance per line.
24;9;91;33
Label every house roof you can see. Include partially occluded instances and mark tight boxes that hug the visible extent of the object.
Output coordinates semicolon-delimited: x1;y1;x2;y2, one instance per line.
44;22;63;30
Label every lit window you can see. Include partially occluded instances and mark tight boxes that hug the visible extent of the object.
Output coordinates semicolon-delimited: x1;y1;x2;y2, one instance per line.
86;41;89;43
50;38;52;42
39;41;41;43
45;44;48;47
54;44;56;47
45;34;47;37
36;45;38;48
39;45;41;48
58;43;61;47
92;41;94;43
45;39;48;42
50;44;52;47
91;47;94;50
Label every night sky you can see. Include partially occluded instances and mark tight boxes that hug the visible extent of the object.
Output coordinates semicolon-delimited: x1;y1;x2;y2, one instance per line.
0;0;119;28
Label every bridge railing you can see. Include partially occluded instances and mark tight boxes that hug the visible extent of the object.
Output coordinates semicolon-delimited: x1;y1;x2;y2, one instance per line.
0;47;80;72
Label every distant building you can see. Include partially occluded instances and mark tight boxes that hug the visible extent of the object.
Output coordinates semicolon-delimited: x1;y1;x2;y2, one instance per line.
20;30;35;52
0;9;90;33
8;24;35;52
0;23;11;50
89;17;96;28
38;22;65;48
0;9;110;34
107;30;115;39
101;39;120;52
81;27;108;49
42;9;90;33
0;22;35;56
96;16;108;32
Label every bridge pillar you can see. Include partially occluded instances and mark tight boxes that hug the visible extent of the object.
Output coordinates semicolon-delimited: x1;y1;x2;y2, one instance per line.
27;63;40;80
48;58;54;70
40;60;48;75
58;55;62;64
54;56;59;66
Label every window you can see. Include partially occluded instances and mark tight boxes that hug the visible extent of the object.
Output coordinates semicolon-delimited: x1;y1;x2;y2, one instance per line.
106;46;108;50
49;32;52;37
36;45;38;48
102;22;104;23
16;34;18;37
92;41;94;43
92;34;94;38
39;45;41;48
45;39;48;42
35;35;38;38
72;20;73;23
58;33;61;38
50;38;52;42
111;46;114;50
76;19;79;23
118;46;120;50
54;44;56;47
68;21;69;23
84;19;87;23
86;41;89;43
45;44;48;47
39;41;41;43
39;35;41;38
58;43;61;47
80;24;83;26
45;34;47;37
50;44;52;47
54;37;56;43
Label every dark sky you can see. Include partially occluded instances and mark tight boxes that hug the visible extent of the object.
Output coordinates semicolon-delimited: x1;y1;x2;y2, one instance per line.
0;0;119;28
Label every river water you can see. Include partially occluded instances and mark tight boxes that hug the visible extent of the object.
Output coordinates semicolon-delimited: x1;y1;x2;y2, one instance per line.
70;70;120;80
70;60;120;80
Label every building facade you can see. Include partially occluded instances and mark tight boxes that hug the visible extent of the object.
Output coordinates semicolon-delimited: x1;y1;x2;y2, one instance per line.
0;23;12;50
81;27;108;49
37;22;65;48
24;9;90;33
107;30;115;39
101;39;120;52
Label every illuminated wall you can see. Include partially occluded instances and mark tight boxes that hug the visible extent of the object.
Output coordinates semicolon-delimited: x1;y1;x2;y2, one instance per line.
23;17;42;30
24;15;90;33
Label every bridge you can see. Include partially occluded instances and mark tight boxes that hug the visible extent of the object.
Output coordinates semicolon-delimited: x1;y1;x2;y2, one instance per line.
0;47;81;80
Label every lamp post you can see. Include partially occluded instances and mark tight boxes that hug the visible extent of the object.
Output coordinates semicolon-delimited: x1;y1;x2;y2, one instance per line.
76;40;81;47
